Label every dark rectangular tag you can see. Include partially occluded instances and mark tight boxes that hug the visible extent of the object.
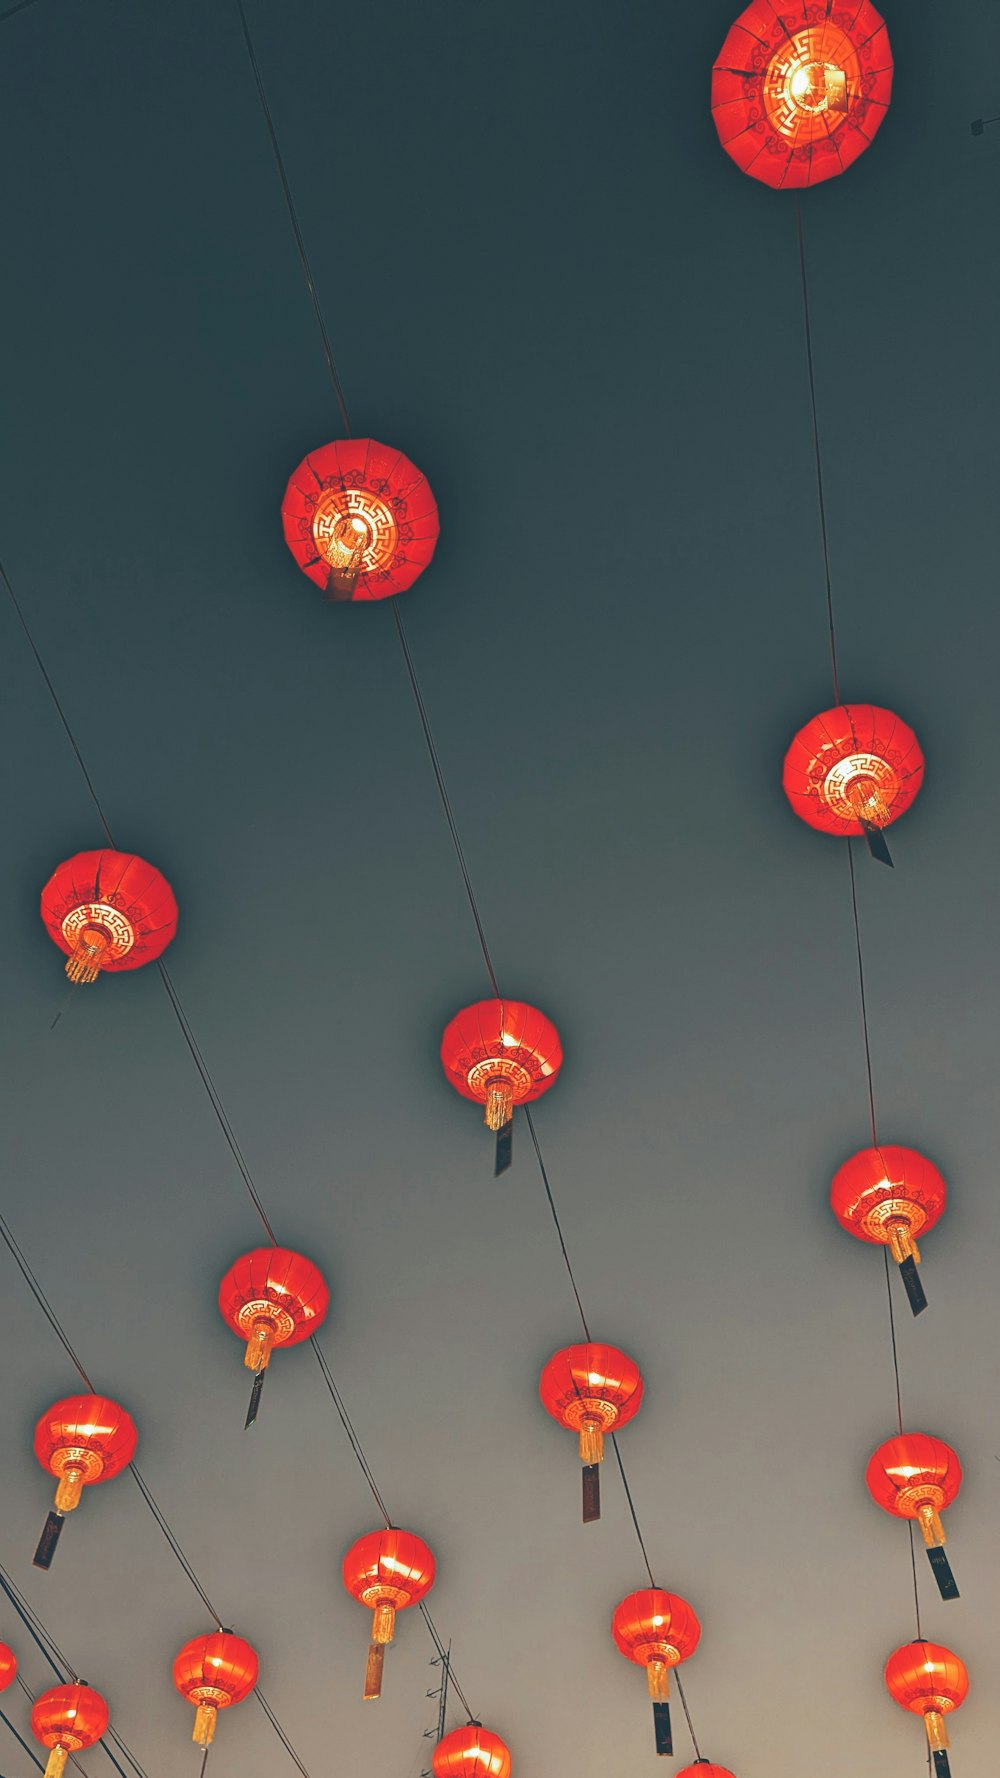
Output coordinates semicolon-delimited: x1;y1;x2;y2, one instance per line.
862;822;894;867
653;1702;672;1757
927;1546;960;1600
932;1751;951;1778
245;1367;266;1430
582;1464;601;1524
899;1255;928;1316
494;1121;513;1176
33;1511;64;1570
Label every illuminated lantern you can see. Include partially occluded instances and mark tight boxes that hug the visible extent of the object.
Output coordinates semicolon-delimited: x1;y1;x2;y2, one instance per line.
218;1246;329;1428
432;1724;512;1778
782;705;923;865
830;1144;946;1317
677;1767;735;1778
32;1394;137;1570
885;1641;968;1777
440;998;563;1174
282;437;439;602
172;1631;259;1750
31;1685;109;1778
40;850;178;984
712;2;893;190
867;1433;963;1601
539;1341;644;1522
611;1588;701;1757
0;1643;16;1690
342;1528;436;1700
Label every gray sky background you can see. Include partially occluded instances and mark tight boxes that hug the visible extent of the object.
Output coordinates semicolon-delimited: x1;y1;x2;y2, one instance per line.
2;2;999;1775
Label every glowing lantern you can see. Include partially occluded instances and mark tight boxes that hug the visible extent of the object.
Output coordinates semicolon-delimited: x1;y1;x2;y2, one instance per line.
867;1433;963;1601
782;704;923;864
40;849;178;984
712;1;893;189
0;1643;16;1690
440;998;563;1174
677;1767;735;1778
611;1588;701;1757
32;1394;137;1570
172;1631;259;1749
432;1724;512;1778
539;1341;644;1522
830;1144;946;1317
282;437;439;601
31;1685;109;1778
342;1528;436;1700
885;1641;968;1777
218;1246;329;1427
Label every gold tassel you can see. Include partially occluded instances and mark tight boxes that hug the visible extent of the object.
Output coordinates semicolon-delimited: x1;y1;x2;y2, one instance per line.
193;1703;218;1748
65;928;110;985
54;1467;84;1514
484;1079;514;1132
44;1750;68;1778
244;1320;276;1372
886;1220;918;1266
579;1420;604;1465
364;1642;385;1701
924;1711;950;1753
371;1601;396;1645
646;1658;670;1702
848;777;890;827
917;1503;946;1548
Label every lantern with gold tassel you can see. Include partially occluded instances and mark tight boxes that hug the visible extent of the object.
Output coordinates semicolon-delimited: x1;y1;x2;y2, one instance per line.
611;1589;701;1757
830;1144;946;1316
342;1528;436;1700
32;1394;137;1570
218;1246;329;1428
440;998;563;1174
885;1641;968;1777
539;1341;643;1522
31;1685;109;1778
867;1434;963;1601
172;1632;259;1751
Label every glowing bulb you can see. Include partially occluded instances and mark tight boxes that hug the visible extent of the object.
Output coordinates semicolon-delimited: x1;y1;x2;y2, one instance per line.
351;517;365;533
652;1615;664;1627
587;1372;604;1386
790;68;811;98
500;1031;518;1047
67;1710;77;1720
209;1657;223;1667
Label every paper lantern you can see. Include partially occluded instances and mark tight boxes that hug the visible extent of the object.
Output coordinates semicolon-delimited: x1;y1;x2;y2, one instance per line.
40;849;177;983
782;704;923;863
0;1643;16;1690
539;1341;644;1521
31;1685;109;1778
830;1143;946;1316
218;1245;329;1427
282;437;439;601
440;998;563;1174
173;1631;259;1749
677;1767;735;1778
885;1641;968;1775
33;1394;137;1570
612;1588;701;1757
432;1724;512;1778
342;1528;436;1700
867;1433;963;1600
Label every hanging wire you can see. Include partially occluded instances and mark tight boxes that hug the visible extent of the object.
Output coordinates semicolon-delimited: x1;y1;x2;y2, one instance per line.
794;199;841;706
845;844;879;1147
0;1699;44;1772
0;0;47;20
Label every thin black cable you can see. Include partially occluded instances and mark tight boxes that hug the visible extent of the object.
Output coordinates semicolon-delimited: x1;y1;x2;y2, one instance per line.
308;1337;392;1525
2;1577;142;1778
417;1606;475;1724
608;1436;655;1588
523;1108;590;1341
126;1464;224;1627
0;1210;93;1388
0;0;48;27
197;1749;209;1778
795;199;841;706
254;1688;312;1778
0;1700;45;1772
846;843;879;1147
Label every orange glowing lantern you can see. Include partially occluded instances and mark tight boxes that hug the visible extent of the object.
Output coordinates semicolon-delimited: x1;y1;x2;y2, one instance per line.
33;1394;137;1570
885;1641;968;1776
539;1341;644;1522
0;1643;16;1690
867;1433;963;1601
218;1246;329;1427
712;1;893;189
342;1528;436;1700
31;1685;109;1778
40;849;178;983
282;438;439;601
432;1724;512;1778
830;1143;946;1316
440;998;563;1174
612;1588;701;1757
172;1631;259;1750
782;704;923;864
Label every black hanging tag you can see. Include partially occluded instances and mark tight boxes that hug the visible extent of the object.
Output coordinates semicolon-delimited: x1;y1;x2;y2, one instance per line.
927;1546;960;1601
899;1255;928;1316
932;1751;951;1778
652;1701;673;1757
862;821;894;867
34;1512;65;1570
582;1464;601;1524
971;118;985;135
245;1367;267;1430
494;1119;513;1176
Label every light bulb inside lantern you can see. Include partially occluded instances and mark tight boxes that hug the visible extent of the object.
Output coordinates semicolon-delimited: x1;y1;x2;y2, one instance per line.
244;1318;276;1372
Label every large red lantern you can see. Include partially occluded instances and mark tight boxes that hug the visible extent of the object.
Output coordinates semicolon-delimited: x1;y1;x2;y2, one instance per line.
40;850;178;983
867;1433;963;1601
885;1641;968;1775
33;1394;137;1570
0;1643;16;1690
172;1631;259;1749
282;437;439;601
440;998;563;1174
830;1143;946;1316
31;1685;109;1778
611;1588;701;1757
218;1245;329;1427
342;1528;436;1700
712;2;893;189
539;1341;644;1522
782;704;923;864
432;1724;512;1778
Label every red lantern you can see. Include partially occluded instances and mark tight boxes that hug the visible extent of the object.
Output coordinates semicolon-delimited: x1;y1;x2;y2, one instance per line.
172;1631;259;1749
218;1246;329;1427
440;998;563;1174
885;1641;968;1773
611;1588;701;1757
33;1394;137;1570
40;850;178;984
31;1685;109;1778
677;1768;735;1778
867;1433;963;1601
783;704;923;863
432;1725;512;1778
712;2;893;189
342;1528;436;1700
282;438;439;601
830;1143;946;1317
0;1643;16;1690
539;1341;644;1522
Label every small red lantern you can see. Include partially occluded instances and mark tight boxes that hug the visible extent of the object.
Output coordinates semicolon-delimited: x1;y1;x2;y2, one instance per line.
0;1643;16;1690
40;849;178;984
342;1528;436;1700
830;1143;946;1316
218;1245;329;1427
611;1588;701;1757
885;1641;968;1775
440;998;563;1174
33;1394;137;1570
782;704;923;864
282;437;439;601
432;1724;512;1778
31;1685;109;1778
172;1631;259;1749
867;1433;963;1601
712;1;893;189
539;1341;644;1522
